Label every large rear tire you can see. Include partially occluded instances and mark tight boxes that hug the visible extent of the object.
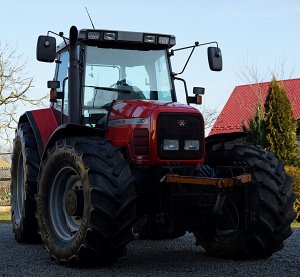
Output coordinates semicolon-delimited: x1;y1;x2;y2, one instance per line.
36;137;136;265
194;142;296;259
10;122;40;242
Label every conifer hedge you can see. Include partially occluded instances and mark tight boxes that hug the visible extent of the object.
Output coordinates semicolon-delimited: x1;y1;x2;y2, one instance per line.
285;166;300;222
264;79;299;166
244;78;300;220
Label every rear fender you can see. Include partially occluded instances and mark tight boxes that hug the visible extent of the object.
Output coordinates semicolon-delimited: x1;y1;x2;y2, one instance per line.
205;132;247;149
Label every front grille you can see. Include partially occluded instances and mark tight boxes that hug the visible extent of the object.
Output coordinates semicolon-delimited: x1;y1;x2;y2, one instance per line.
157;113;204;160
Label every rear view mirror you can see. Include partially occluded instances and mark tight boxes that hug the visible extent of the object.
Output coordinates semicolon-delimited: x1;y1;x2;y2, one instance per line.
193;87;205;95
208;47;222;71
36;36;56;62
47;80;60;89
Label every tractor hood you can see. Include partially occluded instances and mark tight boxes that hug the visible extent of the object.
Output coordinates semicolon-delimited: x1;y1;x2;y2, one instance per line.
108;99;201;122
107;99;205;165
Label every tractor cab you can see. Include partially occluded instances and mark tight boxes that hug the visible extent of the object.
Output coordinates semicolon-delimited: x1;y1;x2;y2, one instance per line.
38;27;176;126
37;26;222;129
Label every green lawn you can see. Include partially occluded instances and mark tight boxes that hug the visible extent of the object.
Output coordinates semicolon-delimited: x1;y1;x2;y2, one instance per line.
291;221;300;228
0;211;11;223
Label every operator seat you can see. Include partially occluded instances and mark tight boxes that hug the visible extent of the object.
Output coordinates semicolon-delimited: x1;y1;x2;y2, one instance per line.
116;82;146;100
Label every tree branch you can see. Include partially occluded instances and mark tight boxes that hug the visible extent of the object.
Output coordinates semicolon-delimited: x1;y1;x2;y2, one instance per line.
0;41;47;145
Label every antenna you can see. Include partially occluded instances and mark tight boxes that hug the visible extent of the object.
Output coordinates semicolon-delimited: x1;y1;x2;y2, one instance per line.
85;7;95;29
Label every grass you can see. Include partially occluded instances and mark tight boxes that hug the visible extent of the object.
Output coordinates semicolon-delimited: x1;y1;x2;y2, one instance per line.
0;159;11;167
291;221;300;228
0;211;11;223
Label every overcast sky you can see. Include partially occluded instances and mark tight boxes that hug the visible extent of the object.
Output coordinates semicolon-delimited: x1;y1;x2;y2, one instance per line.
1;0;300;117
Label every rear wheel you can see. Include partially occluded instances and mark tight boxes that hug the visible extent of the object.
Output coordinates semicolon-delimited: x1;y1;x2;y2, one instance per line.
11;122;40;242
36;137;136;265
194;142;296;259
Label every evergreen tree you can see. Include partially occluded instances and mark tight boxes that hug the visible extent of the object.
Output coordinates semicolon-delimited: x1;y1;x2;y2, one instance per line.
242;101;266;147
264;79;299;166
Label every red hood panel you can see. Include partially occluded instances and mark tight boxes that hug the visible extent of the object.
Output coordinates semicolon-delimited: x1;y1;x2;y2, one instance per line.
107;100;204;165
109;100;200;120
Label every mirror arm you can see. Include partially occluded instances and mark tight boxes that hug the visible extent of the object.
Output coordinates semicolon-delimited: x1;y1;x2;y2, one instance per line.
47;31;69;41
47;31;70;52
173;45;197;76
171;41;219;76
172;41;219;52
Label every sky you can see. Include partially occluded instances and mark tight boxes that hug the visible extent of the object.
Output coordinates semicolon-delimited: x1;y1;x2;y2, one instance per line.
1;0;300;125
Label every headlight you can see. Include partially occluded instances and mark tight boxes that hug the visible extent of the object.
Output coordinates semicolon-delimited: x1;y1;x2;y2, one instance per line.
87;31;101;40
144;34;156;43
158;36;170;45
163;139;179;151
184;140;199;150
103;32;117;40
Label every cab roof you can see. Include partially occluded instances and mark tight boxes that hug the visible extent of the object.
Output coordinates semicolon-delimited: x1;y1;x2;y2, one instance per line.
57;28;176;53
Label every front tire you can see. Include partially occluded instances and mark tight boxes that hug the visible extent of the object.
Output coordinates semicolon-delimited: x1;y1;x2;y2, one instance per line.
36;137;136;265
194;142;296;259
10;122;40;242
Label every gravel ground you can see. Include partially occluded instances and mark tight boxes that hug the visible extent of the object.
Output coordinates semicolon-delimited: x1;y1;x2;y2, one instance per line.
0;223;300;276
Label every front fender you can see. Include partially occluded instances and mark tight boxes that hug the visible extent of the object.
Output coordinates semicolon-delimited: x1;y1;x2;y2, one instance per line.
19;109;59;158
42;124;104;161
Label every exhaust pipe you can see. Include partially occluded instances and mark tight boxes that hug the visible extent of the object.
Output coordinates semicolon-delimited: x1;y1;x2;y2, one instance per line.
68;26;80;124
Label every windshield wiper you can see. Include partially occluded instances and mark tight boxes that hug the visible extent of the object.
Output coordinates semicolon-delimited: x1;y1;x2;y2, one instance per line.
85;85;131;93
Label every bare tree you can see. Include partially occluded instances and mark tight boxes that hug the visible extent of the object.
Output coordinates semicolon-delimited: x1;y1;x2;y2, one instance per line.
236;59;269;106
201;106;218;131
0;42;46;146
236;56;296;99
235;57;296;131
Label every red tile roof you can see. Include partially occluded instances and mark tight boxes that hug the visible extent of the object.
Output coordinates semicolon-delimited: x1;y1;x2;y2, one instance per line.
209;78;300;135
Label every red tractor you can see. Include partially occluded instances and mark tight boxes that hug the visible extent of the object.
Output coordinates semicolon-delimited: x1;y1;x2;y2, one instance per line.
11;26;295;265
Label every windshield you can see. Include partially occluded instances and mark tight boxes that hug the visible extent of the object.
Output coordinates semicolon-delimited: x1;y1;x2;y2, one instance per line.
83;46;173;115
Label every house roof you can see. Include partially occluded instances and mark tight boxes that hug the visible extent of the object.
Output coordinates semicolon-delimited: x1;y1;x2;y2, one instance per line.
209;78;300;135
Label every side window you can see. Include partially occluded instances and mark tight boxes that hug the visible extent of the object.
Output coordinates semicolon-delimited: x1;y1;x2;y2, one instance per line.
55;51;69;113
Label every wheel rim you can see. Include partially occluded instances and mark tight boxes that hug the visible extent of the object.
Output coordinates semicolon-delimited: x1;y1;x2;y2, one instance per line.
49;166;84;241
15;152;24;225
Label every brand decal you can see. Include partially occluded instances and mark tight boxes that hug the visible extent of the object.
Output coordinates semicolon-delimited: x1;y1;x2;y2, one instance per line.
177;119;187;128
108;118;149;127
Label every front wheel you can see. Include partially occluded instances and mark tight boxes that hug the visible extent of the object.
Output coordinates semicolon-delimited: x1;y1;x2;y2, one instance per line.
36;138;136;265
194;142;296;259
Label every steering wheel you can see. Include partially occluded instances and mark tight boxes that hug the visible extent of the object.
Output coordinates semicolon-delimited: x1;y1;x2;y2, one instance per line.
99;102;113;110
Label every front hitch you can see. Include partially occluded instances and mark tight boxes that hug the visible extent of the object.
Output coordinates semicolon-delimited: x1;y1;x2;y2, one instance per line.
161;173;252;215
161;174;252;189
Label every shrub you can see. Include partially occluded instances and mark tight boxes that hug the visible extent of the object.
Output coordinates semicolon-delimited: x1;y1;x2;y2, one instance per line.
264;79;299;166
242;102;266;147
285;165;300;222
